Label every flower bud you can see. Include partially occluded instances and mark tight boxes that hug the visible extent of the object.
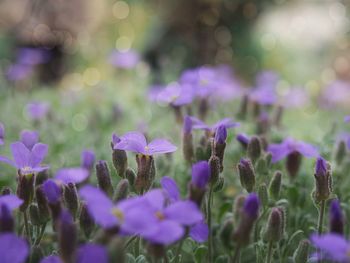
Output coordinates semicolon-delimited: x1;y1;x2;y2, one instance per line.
335;140;346;165
111;135;128;178
277;206;286;236
0;204;14;232
233;195;246;223
263;208;283;242
195;135;212;161
237;159;256;193
30;246;44;263
16;173;35;212
269;171;282;201
58;210;77;263
313;157;332;202
247;136;262;164
29;204;41;226
35;187;50;224
213;176;225;192
182;116;194;164
135;154;155;193
199;98;208;120
212;126;227;172
79;203;94;239
35;170;49;187
232;193;260;247
329;200;344;235
63;183;79;219
108;237;126;263
209;155;220;185
258;183;268;208
81;150;95;171
42;180;62;226
113;179;130;202
236;133;250;149
96;160;114;198
286;151;302;178
125;167;136;187
189;161;210;206
172;105;183;124
1;187;11;196
256;111;270;135
293;239;310;263
219;218;234;250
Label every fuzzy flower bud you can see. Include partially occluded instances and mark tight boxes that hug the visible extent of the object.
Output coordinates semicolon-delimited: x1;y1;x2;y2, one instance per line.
213;176;225;192
212;125;227;172
263;208;283;242
16;173;35;212
233;195;246;223
189;161;210;206
58;210;77;263
286;151;302;178
81;150;95;171
236;133;250;149
114;179;130;202
135;154;155;193
96;160;114;198
79;203;94;239
29;204;41;226
63;183;79;219
329;200;344;235
209;155;220;185
35;187;50;224
293;239;310;263
35;170;49;187
125;167;136;186
313;157;332;203
219;218;234;250
258;183;269;208
237;159;256;193
247;136;262;164
335;140;346;165
111;134;128;178
0;204;14;232
182;116;194;164
269;171;282;201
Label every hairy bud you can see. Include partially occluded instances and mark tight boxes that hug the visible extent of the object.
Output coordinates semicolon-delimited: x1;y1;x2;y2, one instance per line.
237;159;256;193
269;171;282;201
293;239;310;263
63;183;79;219
58;210;77;263
114;179;130;202
209;155;221;185
79;203;94;239
329;200;344;235
219;218;234;250
182;116;194;164
111;142;128;178
35;187;50;224
29;204;41;226
16;172;35;212
258;183;269;208
335;140;346;165
263;208;283;242
286;151;302;178
247;136;262;164
313;158;332;203
0;204;14;232
125;168;136;187
135;154;155;193
96;160;114;198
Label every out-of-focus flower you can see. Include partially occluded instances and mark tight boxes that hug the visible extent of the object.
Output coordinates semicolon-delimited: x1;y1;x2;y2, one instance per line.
80;150;95;171
40;256;61;263
278;87;309;109
0;194;23;211
54;168;89;184
320;80;350;108
311;233;350;262
0;233;29;263
329;200;344;235
42;179;62;204
76;244;108;263
344;116;350;123
26;102;50;121
0;141;49;174
0;123;4;145
236;133;250;148
113;131;177;155
189;116;239;133
109;49;140;69
20;130;39;150
191;161;210;190
6;64;33;81
248;71;279;105
268;137;319;163
155;82;194;107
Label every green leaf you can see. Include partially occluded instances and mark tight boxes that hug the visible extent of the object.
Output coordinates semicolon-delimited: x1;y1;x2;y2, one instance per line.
194;245;208;263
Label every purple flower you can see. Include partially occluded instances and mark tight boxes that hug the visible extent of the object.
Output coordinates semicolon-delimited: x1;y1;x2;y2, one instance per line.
6;64;33;81
268;137;319;163
0;141;49;174
311;233;350;262
243;193;260;219
191;161;210;189
113;131;177;155
320;80;350;108
249;87;277;105
0;194;23;211
20;130;39;150
155;83;194;107
76;244;108;263
54;168;89;184
315;157;327;177
215;125;227;144
79;185;157;235
160;176;180;203
142;189;203;245
344;116;350;123
0;123;4;145
26;102;50;121
16;48;51;66
0;233;29;263
109;49;140;69
81;150;95;171
40;256;61;263
236;133;250;146
189;222;209;242
330;200;344;235
189;116;239;133
183;115;192;134
42;179;62;204
278;87;309;109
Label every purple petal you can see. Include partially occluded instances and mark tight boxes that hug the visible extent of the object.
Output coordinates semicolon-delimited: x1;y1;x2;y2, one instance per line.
191;161;210;189
143;189;165;211
42;180;62;204
0;233;29;263
79;186;118;229
10;142;30;168
20;130;39;150
0;123;4;145
189;222;209;242
190;116;210;130
114;131;147;154
296;142;319;158
55;168;89;184
40;256;62;263
147;139;177;155
267;143;290;163
344;116;350;123
212;118;239;130
143;220;184;245
164;200;203;225
0;156;16;168
30;143;48;168
76;244;108;263
0;195;23;210
160;176;180;202
81;150;95;170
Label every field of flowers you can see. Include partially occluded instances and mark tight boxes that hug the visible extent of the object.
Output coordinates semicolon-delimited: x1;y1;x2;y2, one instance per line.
0;1;350;263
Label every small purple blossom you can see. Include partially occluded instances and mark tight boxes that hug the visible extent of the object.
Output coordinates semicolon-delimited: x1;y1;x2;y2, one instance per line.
344;116;350;123
268;137;319;163
189;116;239;133
81;150;95;171
183;116;192;134
0;194;23;211
236;133;250;146
109;49;140;69
191;161;210;189
20;130;39;150
160;176;180;203
320;80;350;108
243;193;260;219
26;102;50;121
76;244;108;263
42;179;62;204
311;233;350;262
278;87;309;109
0;233;29;263
330;200;344;235
0;123;4;145
155;83;194;107
315;157;327;177
113;131;177;155
54;168;89;184
40;256;61;263
0;141;49;174
215;125;227;144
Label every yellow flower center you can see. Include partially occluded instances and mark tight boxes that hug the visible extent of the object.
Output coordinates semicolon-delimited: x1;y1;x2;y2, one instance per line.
155;211;165;221
200;79;208;86
112;208;124;222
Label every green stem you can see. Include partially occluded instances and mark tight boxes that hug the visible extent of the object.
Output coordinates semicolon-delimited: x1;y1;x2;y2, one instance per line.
232;245;241;263
266;241;273;263
207;185;214;262
34;223;46;246
23;211;30;240
174;238;185;263
317;200;326;235
124;235;138;250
